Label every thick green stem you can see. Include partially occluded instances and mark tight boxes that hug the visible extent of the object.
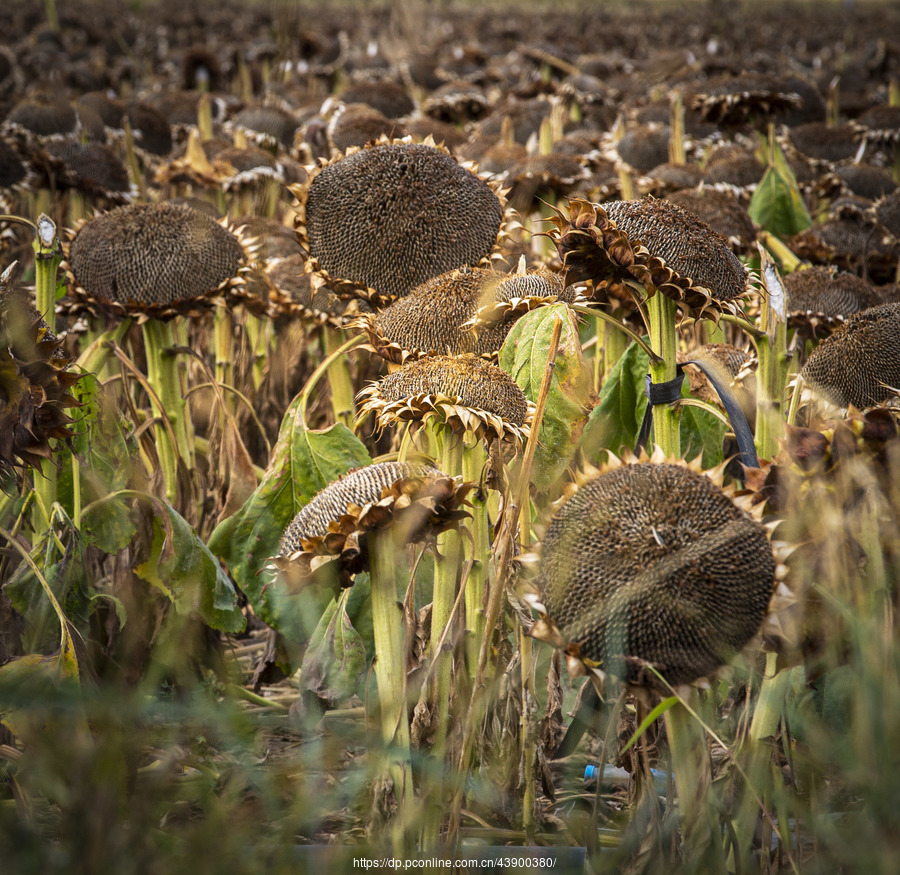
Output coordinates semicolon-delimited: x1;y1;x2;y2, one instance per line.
647;291;681;457
244;312;269;392
369;529;414;855
323;325;355;428
142;319;191;504
214;306;236;414
462;437;489;676
430;426;464;755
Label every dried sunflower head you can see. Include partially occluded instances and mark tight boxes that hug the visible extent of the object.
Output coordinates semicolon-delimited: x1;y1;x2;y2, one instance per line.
689;73;803;129
355;263;578;364
548;197;750;321
800;302;900;411
289;136;509;304
357;353;533;447
62;201;261;322
267;253;373;327
0;261;81;479
528;453;789;692
271;460;470;589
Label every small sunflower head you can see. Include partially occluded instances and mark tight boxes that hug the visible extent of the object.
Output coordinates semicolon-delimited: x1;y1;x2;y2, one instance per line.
289;137;509;304
62;201;258;322
528;453;786;692
356;353;533;447
0;261;81;479
271;461;471;589
548;197;750;321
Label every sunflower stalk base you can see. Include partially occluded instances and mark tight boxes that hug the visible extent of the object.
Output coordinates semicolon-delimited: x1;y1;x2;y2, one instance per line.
369;528;414;856
664;697;725;870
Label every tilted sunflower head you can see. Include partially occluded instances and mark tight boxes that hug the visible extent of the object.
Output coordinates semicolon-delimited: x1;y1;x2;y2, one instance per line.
800;302;900;411
289;136;510;305
61;201;263;322
0;261;81;479
356;353;533;448
355;262;579;365
527;452;791;693
547;197;751;321
271;460;471;589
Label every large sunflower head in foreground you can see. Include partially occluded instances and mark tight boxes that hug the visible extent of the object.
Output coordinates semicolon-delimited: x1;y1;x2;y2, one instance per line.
528;452;791;693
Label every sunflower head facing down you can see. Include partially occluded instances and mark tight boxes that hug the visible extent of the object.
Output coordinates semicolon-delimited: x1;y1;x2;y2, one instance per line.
271;461;471;590
547;197;751;321
356;353;533;448
527;451;792;694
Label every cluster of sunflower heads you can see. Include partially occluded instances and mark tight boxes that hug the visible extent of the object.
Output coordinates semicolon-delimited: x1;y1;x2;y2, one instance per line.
0;261;80;479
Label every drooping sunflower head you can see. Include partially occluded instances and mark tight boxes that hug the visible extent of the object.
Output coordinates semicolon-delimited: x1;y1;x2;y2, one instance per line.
0;261;81;479
800;302;900;411
62;201;260;322
529;454;786;692
356;353;532;447
548;197;751;321
271;460;471;589
289;137;509;304
355;263;578;364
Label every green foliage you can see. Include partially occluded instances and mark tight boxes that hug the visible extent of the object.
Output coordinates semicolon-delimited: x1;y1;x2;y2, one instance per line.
56;372;138;553
499;303;591;491
748;141;812;239
208;394;372;640
134;496;245;633
5;517;91;654
582;340;727;466
298;587;368;708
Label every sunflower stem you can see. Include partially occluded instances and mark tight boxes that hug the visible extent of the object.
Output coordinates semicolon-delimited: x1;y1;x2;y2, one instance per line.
430;425;464;757
664;694;725;870
323;325;355;428
142;319;190;505
730;652;793;874
369;528;414;856
462;436;489;676
214;306;236;414
647;291;681;457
